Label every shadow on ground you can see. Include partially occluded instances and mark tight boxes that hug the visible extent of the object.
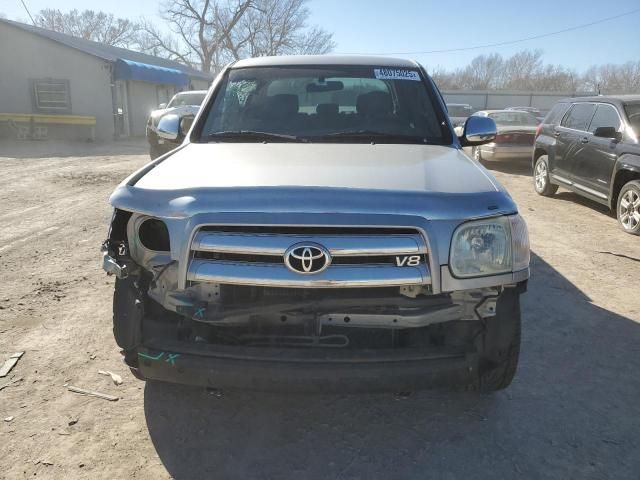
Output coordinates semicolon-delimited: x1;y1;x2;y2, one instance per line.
0;139;148;159
552;191;613;216
483;159;532;177
144;253;640;479
484;160;614;218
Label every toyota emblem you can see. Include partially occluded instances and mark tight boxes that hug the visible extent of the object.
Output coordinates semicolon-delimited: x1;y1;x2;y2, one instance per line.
284;243;331;274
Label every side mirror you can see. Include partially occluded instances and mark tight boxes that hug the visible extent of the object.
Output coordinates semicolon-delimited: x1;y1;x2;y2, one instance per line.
593;126;622;141
157;113;195;143
158;103;167;109
459;116;497;147
157;114;181;141
180;114;195;136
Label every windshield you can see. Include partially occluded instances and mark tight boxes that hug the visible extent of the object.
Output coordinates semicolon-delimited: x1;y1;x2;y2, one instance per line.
625;103;640;135
168;92;206;107
489;111;538;126
198;66;450;144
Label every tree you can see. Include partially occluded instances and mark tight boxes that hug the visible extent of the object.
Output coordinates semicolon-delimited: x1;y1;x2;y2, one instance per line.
34;9;140;48
502;49;543;90
430;49;639;93
458;53;504;90
582;61;640;94
532;64;578;92
139;0;254;73
224;0;335;60
139;0;335;73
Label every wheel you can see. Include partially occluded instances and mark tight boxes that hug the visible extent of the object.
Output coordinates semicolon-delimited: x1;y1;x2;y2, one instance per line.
473;289;521;392
533;155;558;196
617;180;640;235
472;146;482;162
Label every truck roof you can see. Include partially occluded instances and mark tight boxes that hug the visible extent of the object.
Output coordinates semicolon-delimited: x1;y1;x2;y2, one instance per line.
232;55;419;69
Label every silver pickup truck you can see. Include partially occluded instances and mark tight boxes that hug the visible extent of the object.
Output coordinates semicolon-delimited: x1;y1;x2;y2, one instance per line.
102;56;530;393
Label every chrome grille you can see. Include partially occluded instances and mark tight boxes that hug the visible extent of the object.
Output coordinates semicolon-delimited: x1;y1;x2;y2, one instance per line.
186;226;431;288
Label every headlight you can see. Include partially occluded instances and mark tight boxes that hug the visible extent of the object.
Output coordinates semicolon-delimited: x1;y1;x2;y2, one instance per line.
450;215;529;278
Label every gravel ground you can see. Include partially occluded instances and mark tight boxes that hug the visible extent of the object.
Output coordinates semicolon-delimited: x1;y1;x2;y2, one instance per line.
0;140;639;480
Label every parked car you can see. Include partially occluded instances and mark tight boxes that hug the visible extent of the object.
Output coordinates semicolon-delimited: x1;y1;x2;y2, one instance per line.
102;55;530;393
505;106;543;122
446;103;474;128
470;110;539;162
533;95;640;235
146;90;208;159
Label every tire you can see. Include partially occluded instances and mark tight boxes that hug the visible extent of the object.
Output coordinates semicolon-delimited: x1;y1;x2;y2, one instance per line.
473;289;521;392
533;155;558;196
617;180;640;235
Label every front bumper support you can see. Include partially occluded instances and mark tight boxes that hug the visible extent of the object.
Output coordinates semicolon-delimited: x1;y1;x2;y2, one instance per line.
135;343;478;392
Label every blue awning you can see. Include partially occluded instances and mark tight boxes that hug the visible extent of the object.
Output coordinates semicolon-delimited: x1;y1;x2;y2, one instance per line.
114;59;189;87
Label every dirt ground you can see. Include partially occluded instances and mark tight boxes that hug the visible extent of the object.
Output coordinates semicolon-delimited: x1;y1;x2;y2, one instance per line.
1;140;639;480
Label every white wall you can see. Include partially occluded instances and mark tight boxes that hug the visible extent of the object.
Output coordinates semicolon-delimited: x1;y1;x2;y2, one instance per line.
0;22;115;140
126;81;177;137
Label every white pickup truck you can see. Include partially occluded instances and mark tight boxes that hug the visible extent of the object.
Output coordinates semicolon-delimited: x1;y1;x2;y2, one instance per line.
102;55;529;393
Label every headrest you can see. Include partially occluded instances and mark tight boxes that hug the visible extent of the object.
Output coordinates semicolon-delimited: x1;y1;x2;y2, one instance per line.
268;94;299;118
316;103;339;116
356;91;392;116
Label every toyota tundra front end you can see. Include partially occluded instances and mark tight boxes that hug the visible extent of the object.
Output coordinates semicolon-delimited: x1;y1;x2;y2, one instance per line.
102;55;529;392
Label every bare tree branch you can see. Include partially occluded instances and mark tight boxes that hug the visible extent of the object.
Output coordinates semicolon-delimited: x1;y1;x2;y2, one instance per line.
34;9;140;48
430;50;639;93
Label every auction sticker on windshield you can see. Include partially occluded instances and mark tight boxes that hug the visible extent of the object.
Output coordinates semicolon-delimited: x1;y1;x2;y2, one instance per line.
374;68;421;81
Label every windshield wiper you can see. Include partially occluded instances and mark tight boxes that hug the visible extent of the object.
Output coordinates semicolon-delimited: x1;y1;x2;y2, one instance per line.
205;130;307;142
319;130;427;143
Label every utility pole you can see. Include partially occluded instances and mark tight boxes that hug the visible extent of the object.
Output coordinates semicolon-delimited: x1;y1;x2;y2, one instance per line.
19;0;36;25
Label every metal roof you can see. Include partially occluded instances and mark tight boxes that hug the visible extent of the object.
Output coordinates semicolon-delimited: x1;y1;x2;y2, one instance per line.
232;55;420;68
0;18;211;82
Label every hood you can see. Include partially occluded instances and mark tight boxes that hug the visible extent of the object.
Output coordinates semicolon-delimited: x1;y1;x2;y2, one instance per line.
133;143;500;194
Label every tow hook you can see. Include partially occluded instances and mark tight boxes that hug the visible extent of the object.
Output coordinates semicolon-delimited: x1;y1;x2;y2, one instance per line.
475;296;498;318
101;242;128;279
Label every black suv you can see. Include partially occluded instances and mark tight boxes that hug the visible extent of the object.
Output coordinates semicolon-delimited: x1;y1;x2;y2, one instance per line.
532;95;640;234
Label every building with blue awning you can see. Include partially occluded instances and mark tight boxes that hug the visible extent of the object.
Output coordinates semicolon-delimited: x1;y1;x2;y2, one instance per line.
113;60;190;88
0;19;212;140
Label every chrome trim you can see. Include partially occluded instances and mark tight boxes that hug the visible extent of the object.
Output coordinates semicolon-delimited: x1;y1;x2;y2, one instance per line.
157;114;180;141
573;183;608;199
178;222;440;293
551;174;572;185
188;260;429;288
550;175;608;199
462;116;497;145
191;231;426;256
284;242;332;275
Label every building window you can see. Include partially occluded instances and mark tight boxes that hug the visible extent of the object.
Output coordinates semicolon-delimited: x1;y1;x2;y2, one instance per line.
31;79;71;113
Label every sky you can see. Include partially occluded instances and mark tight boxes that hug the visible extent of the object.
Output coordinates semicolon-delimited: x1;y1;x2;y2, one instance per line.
1;0;639;72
